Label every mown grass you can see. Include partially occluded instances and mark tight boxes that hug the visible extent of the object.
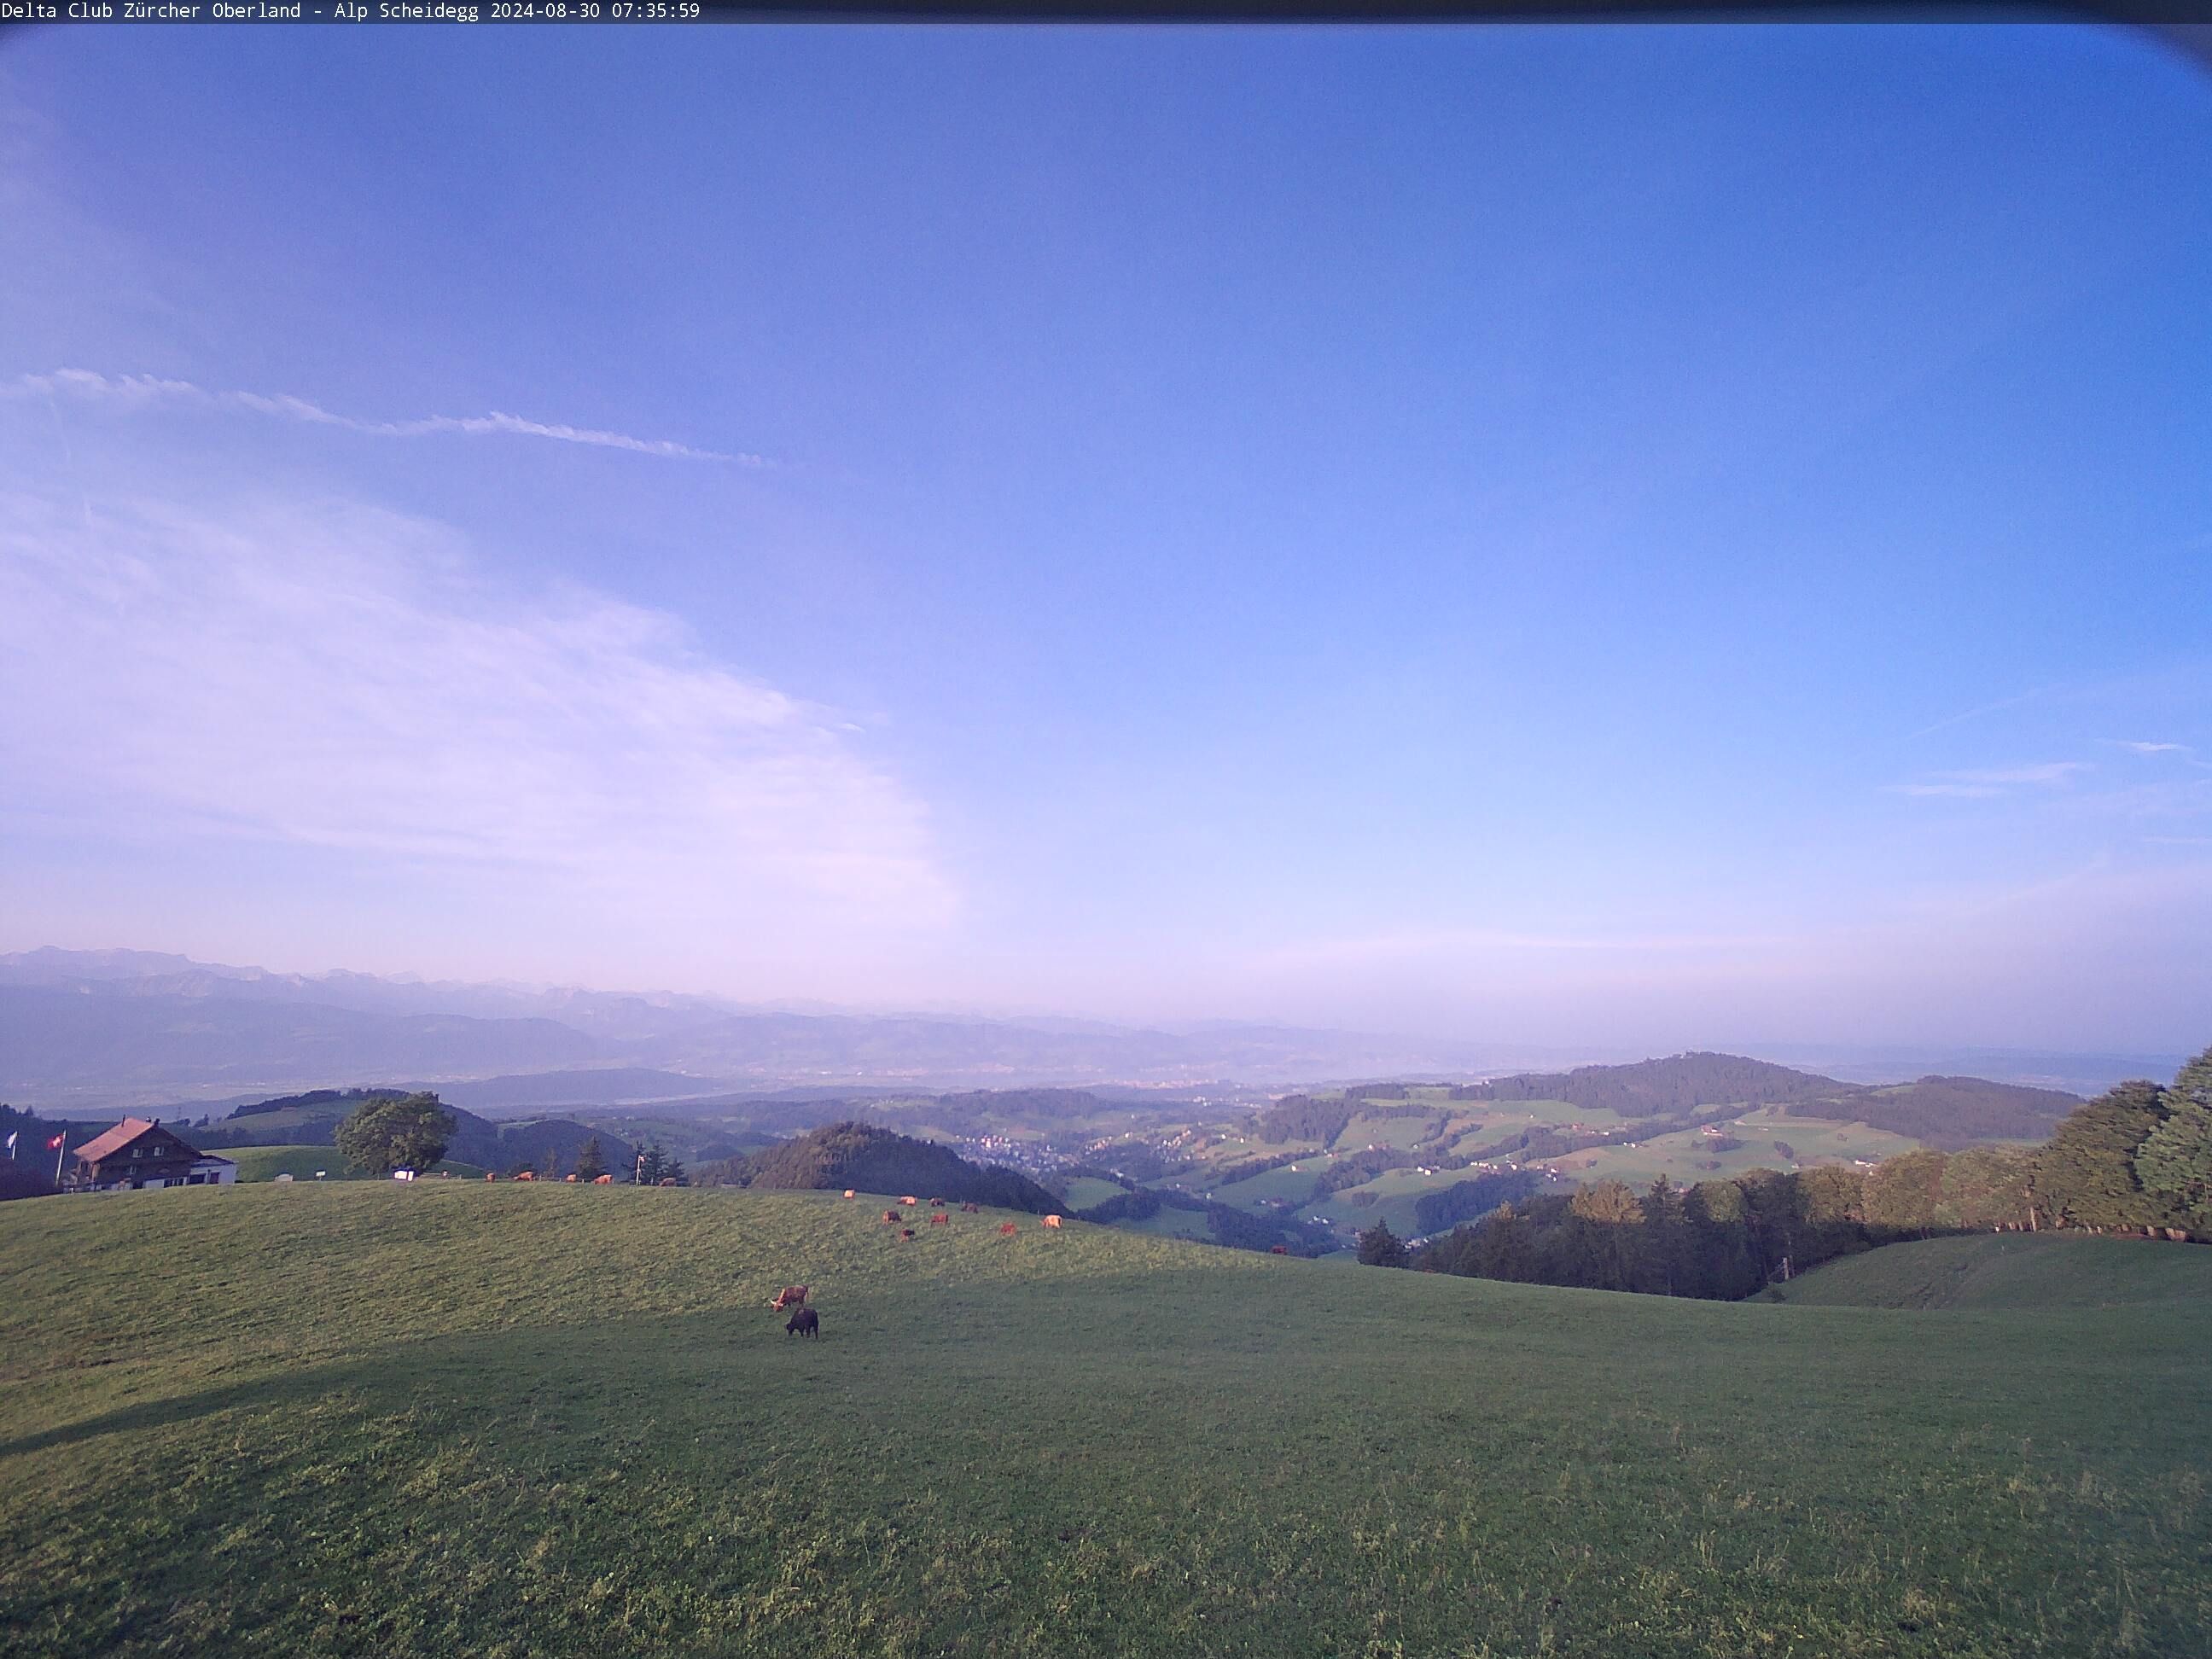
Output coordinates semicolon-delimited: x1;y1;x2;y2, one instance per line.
1774;1231;2212;1311
2;1185;2208;1658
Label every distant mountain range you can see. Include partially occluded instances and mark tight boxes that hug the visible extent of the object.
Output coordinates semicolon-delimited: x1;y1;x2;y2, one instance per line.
0;947;2178;1115
0;946;1509;1109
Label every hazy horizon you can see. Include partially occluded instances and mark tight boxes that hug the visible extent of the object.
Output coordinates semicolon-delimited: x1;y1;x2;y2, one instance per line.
4;27;2209;1055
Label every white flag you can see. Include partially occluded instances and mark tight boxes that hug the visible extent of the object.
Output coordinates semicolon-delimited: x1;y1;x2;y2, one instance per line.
3;1131;15;1153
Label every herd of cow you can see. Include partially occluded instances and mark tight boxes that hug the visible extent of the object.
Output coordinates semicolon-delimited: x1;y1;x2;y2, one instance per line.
768;1197;1069;1338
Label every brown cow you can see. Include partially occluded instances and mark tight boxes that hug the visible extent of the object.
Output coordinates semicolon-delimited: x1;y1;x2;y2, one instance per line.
999;1221;1019;1236
843;1189;857;1199
900;1227;917;1241
961;1202;980;1214
928;1197;946;1208
900;1196;919;1207
1042;1214;1062;1229
768;1285;810;1311
882;1210;901;1225
785;1307;820;1338
659;1178;678;1187
515;1172;536;1182
929;1211;950;1226
593;1173;613;1185
1269;1244;1288;1254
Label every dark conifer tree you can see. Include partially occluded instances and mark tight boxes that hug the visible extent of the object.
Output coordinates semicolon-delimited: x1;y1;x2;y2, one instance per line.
1472;1202;1536;1281
2134;1050;2212;1234
1356;1220;1409;1267
1641;1176;1691;1296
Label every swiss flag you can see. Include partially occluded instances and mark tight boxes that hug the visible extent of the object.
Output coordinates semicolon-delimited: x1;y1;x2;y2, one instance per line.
47;1135;64;1150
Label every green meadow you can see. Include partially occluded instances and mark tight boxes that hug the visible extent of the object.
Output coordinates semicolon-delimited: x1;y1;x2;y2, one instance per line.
3;1185;2207;1658
1543;1111;1924;1190
1055;1176;1126;1213
224;1145;490;1184
1773;1231;2212;1312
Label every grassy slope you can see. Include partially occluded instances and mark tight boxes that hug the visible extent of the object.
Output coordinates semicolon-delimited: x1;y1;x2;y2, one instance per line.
1;1187;2206;1659
1774;1231;2212;1312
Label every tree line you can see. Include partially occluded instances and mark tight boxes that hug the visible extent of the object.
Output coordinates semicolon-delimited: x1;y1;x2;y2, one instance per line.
1386;1048;2209;1300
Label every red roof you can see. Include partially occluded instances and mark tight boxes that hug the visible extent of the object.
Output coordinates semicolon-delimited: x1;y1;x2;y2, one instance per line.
72;1118;204;1165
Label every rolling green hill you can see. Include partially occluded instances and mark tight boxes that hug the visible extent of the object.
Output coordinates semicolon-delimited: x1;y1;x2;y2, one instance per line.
2;1186;2207;1657
1773;1231;2212;1311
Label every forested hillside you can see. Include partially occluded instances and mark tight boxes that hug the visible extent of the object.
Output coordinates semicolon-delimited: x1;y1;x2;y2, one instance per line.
1409;1047;2210;1301
1789;1075;2080;1148
1451;1052;1845;1115
1440;1052;2076;1146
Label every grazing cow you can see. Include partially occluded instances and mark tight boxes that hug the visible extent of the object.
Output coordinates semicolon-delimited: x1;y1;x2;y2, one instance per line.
999;1221;1019;1236
785;1307;820;1339
929;1197;946;1208
768;1285;810;1311
883;1210;901;1225
961;1202;980;1214
900;1227;917;1241
1269;1244;1288;1255
900;1196;919;1207
515;1172;536;1182
929;1211;950;1226
594;1173;613;1184
566;1174;579;1183
843;1189;857;1199
1042;1214;1063;1229
485;1173;496;1181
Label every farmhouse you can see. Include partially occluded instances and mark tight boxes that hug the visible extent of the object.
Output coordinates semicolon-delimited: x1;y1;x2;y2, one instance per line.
68;1119;236;1192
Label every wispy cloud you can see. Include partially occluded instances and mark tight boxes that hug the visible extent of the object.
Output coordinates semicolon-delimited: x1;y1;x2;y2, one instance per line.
2111;739;2192;755
4;368;756;464
1883;760;2091;799
1887;782;2004;799
0;491;950;935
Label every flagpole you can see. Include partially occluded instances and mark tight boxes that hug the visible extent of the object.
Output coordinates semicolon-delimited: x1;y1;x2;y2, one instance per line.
55;1134;66;1185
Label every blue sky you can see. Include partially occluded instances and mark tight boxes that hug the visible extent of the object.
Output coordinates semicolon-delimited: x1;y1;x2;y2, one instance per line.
2;24;2207;1051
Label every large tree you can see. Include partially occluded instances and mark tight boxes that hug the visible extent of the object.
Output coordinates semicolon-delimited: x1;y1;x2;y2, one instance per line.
1640;1176;1691;1296
2133;1049;2212;1234
335;1092;456;1178
1565;1179;1644;1291
2034;1080;2174;1232
573;1137;607;1182
1862;1149;1949;1236
1937;1145;2038;1231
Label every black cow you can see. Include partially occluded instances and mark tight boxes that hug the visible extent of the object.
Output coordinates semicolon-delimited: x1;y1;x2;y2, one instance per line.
785;1307;820;1338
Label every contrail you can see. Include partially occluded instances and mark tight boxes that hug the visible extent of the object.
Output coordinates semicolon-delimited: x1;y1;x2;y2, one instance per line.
6;369;760;466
